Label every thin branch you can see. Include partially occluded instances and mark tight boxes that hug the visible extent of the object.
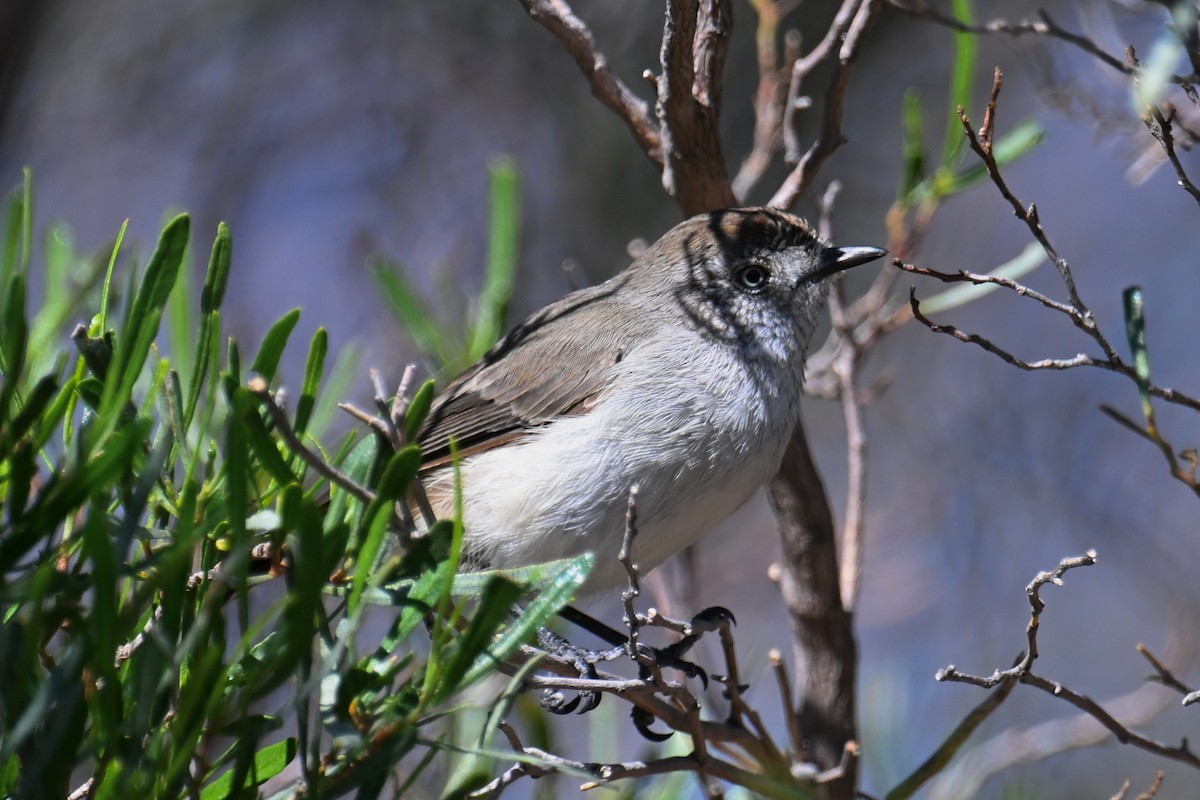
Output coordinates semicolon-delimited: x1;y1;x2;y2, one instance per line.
1018;672;1200;768
1099;405;1200;498
1142;102;1200;209
771;0;883;208
884;675;1018;800
923;677;1178;800
885;0;1200;86
249;377;380;508
769;649;804;756
783;0;861;162
733;3;800;200
1138;643;1195;698
957;70;1113;359
899;277;1200;413
517;0;663;164
937;551;1098;688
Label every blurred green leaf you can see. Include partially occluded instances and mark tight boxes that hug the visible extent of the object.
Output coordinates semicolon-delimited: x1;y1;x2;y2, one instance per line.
435;576;524;703
468;158;521;361
370;255;446;362
97;219;128;333
350;503;392;616
898;89;927;202
200;738;297;799
940;0;976;168
945;119;1046;194
459;554;591;688
405;378;435;442
917;241;1046;315
1123;286;1155;425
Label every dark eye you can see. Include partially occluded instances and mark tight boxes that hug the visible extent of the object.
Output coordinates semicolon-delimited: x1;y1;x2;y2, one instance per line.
734;262;770;292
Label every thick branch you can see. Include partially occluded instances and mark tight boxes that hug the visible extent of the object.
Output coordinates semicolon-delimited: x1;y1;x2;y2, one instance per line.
767;430;858;789
657;0;736;213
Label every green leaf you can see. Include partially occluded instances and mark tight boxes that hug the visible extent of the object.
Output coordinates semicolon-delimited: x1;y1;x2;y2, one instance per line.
433;576;525;703
468;158;521;360
1123;286;1155;425
947;119;1046;194
202;221;233;314
7;374;58;444
458;554;592;688
185;224;233;429
294;327;327;437
0;272;28;418
100;213;190;426
308;340;360;439
377;445;422;501
898;89;927;202
369;256;445;360
405;379;435;443
250;307;301;384
1;169;33;288
238;388;297;486
0;753;19;796
940;0;976;168
349;503;392;616
200;738;297;799
97;220;128;333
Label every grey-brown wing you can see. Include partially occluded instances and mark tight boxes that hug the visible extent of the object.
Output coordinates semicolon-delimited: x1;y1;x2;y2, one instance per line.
416;276;635;469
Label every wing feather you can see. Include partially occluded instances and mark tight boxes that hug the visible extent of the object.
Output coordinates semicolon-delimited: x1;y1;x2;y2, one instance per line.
416;274;640;469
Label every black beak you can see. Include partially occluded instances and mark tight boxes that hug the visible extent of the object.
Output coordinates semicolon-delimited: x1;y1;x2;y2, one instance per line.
811;245;888;281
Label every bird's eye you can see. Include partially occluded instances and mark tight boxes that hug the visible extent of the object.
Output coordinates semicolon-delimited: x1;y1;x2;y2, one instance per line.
734;262;770;292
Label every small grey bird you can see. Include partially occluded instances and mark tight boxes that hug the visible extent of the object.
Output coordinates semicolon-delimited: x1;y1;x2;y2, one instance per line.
417;207;884;589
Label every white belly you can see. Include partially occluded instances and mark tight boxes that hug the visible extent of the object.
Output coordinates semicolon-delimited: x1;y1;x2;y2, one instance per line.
425;329;801;589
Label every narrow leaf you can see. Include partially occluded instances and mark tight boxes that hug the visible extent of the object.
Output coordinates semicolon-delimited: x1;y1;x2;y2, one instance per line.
250;307;301;384
469;158;521;360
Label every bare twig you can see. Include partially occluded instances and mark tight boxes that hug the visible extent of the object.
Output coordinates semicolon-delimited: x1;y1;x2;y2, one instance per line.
249;377;381;509
769;649;804;756
1017;672;1200;768
886;0;1200;86
783;0;860;162
938;551;1098;688
923;675;1179;800
732;2;800;200
1099;405;1200;498
1141;102;1200;209
771;0;883;208
884;674;1018;800
896;273;1200;414
1137;642;1195;705
516;0;663;164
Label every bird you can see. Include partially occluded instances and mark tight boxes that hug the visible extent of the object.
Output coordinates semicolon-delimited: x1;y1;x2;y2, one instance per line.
415;207;885;590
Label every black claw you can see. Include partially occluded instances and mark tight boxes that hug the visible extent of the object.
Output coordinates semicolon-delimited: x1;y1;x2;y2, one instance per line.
576;690;602;714
649;638;708;687
632;706;674;742
541;689;583;715
691;605;736;631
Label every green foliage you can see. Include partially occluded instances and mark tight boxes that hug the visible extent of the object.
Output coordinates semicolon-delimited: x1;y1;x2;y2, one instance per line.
371;158;522;377
895;0;1047;314
0;171;584;798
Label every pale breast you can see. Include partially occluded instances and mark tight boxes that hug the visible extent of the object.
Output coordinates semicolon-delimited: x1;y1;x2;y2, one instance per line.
423;327;803;589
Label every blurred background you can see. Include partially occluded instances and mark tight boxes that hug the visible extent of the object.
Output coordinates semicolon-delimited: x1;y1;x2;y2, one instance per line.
3;0;1199;796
